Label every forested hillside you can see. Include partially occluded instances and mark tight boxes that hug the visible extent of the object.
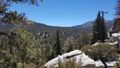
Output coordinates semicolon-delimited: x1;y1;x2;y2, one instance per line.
0;0;120;68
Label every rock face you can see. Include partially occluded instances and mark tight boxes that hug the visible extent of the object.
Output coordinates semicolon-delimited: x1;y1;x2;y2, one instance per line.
110;32;120;51
95;60;104;68
45;50;95;68
45;50;116;68
108;18;120;52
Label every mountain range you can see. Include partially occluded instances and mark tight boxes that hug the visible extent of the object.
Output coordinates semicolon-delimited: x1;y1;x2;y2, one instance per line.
0;20;114;38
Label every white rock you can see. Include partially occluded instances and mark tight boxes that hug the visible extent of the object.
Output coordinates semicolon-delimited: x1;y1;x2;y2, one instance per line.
75;53;95;66
62;50;82;58
106;61;116;67
45;55;62;68
92;42;100;46
95;60;116;67
107;41;118;45
45;50;95;68
92;42;118;46
112;33;120;37
95;60;104;67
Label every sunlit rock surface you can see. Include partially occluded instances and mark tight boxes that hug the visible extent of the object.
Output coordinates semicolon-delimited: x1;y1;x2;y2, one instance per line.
45;50;116;68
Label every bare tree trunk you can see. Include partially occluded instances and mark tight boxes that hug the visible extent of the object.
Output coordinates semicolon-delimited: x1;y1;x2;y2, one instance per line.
101;59;108;68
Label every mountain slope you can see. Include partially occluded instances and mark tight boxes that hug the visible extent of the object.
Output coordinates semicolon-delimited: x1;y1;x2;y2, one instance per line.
0;20;114;39
72;20;114;32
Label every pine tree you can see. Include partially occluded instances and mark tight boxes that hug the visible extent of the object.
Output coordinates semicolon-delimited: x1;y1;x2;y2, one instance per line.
113;0;120;32
0;0;43;17
1;11;27;24
113;0;120;52
91;11;107;44
0;0;43;5
53;30;62;57
64;36;75;53
115;0;120;17
100;14;107;42
91;12;101;44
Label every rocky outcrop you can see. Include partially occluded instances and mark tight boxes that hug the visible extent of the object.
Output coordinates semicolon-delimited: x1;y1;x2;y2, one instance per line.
45;50;116;68
92;42;117;46
95;60;104;68
108;19;120;51
110;32;120;51
45;50;95;68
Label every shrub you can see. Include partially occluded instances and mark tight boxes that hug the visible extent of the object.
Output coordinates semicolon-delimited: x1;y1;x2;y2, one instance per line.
114;60;120;68
0;28;43;67
56;58;82;68
82;43;118;68
82;44;118;61
17;63;23;68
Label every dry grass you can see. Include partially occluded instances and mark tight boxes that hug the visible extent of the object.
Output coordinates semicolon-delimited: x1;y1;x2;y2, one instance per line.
54;58;82;68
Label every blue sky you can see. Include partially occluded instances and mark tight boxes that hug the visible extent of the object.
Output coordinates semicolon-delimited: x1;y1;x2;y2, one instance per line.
10;0;116;27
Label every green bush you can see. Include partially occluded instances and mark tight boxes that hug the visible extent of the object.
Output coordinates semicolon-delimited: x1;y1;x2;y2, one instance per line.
0;28;44;67
114;60;120;68
82;43;118;68
82;44;118;61
17;63;23;68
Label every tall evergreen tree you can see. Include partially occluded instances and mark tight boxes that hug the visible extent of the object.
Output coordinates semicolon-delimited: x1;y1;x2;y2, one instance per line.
1;11;28;24
53;30;62;57
0;0;43;17
100;14;107;42
91;12;101;44
0;0;43;5
91;11;107;44
115;0;120;17
113;0;120;32
112;0;120;52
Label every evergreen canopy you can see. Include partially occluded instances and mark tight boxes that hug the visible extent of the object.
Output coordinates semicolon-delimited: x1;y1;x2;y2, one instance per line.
91;11;107;44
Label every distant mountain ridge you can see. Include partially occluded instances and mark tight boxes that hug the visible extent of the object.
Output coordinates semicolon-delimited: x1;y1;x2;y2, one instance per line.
0;20;114;38
72;20;114;32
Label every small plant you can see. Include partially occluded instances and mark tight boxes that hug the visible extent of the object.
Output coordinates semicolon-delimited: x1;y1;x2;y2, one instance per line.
17;63;23;68
58;58;82;68
114;60;120;68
